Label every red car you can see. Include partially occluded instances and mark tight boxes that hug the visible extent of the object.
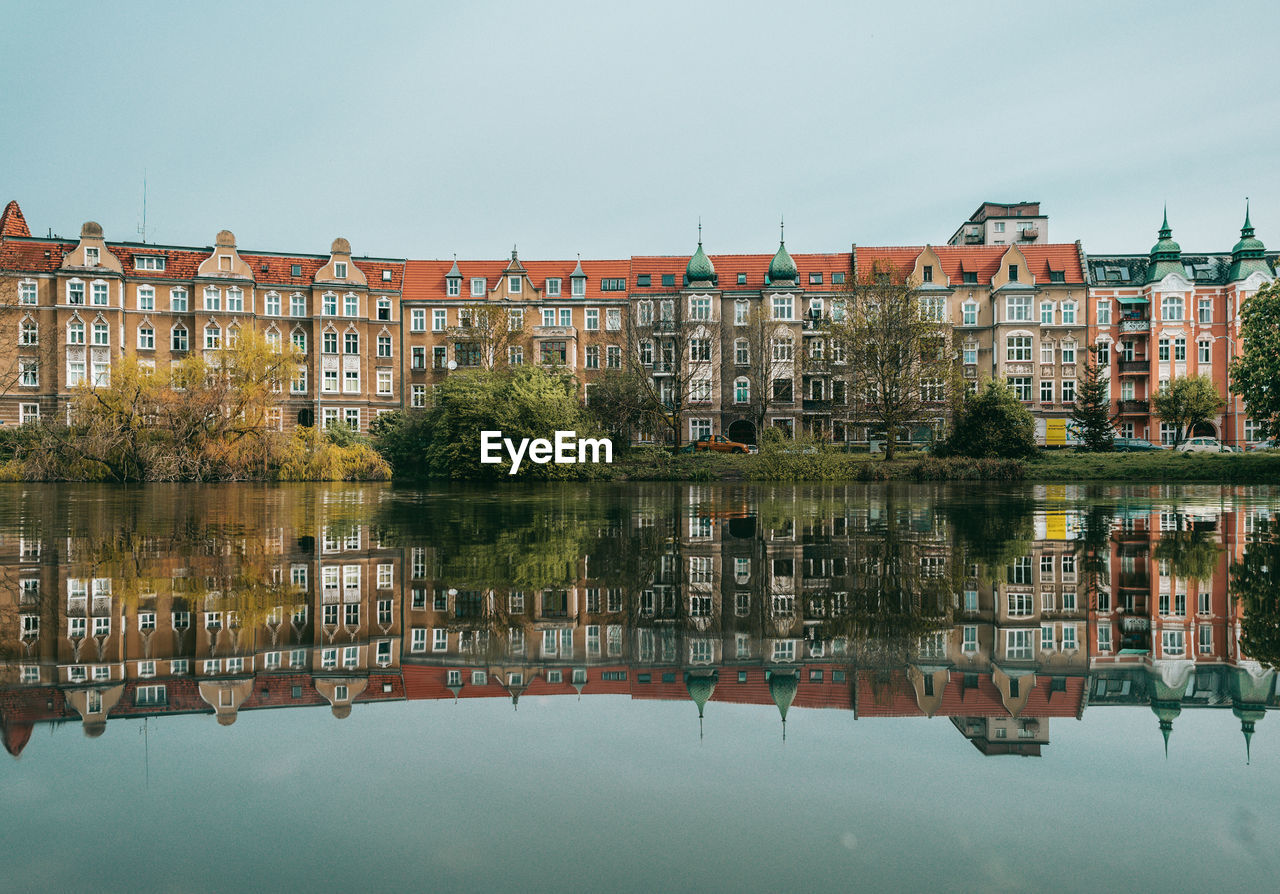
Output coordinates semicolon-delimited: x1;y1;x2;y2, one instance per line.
694;435;751;454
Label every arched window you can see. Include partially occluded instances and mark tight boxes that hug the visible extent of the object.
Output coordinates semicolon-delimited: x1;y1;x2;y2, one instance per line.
137;325;155;350
68;320;85;345
171;326;189;352
19;317;38;346
204;323;221;350
92;321;109;346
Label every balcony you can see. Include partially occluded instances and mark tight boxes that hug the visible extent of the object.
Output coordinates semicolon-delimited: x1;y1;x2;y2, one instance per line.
964;232;982;244
1119;319;1150;333
802;399;832;413
1118;359;1150;375
534;325;576;338
802;316;830;331
1019;226;1040;241
1117;399;1149;415
651;320;677;333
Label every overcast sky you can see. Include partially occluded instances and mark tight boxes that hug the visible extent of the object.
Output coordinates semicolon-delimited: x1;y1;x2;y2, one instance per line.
3;0;1277;260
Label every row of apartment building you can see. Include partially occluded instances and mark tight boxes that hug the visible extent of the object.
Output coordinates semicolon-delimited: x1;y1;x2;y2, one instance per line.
2;483;1276;757
1;199;1274;445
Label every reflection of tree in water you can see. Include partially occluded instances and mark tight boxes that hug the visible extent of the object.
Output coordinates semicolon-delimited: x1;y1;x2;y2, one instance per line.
942;490;1035;580
1236;516;1280;668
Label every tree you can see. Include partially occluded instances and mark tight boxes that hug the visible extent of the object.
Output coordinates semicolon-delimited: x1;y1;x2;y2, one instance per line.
828;264;958;460
938;379;1037;459
1235;518;1280;668
1071;346;1115;451
422;366;595;479
612;292;721;449
735;303;799;444
1153;374;1224;447
453;303;522;370
1230;280;1280;440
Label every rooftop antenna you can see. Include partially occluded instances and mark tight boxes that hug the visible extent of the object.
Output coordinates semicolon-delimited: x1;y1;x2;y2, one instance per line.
137;171;148;242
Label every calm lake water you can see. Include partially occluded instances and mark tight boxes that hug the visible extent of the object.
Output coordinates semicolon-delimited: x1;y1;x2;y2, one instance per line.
3;481;1280;893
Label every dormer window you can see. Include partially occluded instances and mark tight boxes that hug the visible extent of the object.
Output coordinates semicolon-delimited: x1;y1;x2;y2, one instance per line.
509;276;522;294
470;277;486;297
446;277;460;297
134;256;165;271
572;277;586;297
335;262;347;279
546;277;562;297
85;246;99;266
291;264;302;277
923;265;933;283
382;269;392;282
1008;264;1019;282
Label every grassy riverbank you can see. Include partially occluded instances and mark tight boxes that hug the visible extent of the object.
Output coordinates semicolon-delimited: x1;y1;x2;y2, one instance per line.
597;447;1280;484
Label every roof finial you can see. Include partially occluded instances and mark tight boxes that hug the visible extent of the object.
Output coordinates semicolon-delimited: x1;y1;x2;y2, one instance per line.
512;244;518;260
1244;197;1254;234
780;215;785;245
1161;204;1170;236
698;217;702;245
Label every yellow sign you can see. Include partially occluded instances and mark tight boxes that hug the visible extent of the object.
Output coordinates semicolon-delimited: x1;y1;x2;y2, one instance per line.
1045;418;1069;447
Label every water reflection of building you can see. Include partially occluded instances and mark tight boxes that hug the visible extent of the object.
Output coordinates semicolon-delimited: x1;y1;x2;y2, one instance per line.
3;484;1279;759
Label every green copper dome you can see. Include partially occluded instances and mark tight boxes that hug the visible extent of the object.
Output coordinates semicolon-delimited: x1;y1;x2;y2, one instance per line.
1147;208;1185;283
767;221;798;284
686;223;716;284
1229;203;1270;282
685;671;718;719
768;670;799;723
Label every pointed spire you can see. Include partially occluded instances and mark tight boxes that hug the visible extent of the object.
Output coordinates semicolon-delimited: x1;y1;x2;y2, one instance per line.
446;253;461;279
1243;720;1255;764
1229;197;1268;281
768;216;798;284
571;253;586;279
686;221;716;284
1160;719;1172;759
1147;206;1183;282
1160;204;1171;238
1243;198;1254;235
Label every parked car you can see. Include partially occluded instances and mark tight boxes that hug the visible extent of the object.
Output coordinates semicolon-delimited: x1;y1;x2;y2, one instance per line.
1112;438;1164;452
694;435;751;454
1250;438;1277;451
1176;437;1232;454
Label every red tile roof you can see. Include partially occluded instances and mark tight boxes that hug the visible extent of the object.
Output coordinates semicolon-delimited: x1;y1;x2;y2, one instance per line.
403;258;632;302
853;670;1086;718
1;200;31;238
856;244;1085;285
108;243;208;280
0;237;73;274
628;252;854;290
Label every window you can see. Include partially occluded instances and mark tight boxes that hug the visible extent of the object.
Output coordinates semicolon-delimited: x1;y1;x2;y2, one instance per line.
1198;297;1213;324
559;308;572;327
1007;335;1032;361
962;302;977;326
771;295;793;320
344;332;359;354
690;418;712;441
1158;337;1169;362
1198;341;1211;364
334;261;347;279
1041;625;1055;652
1005;629;1034;659
771;335;793;361
1062;379;1076;402
135;285;156;312
543;276;562;297
1041;342;1055;364
585;308;599;330
1097;300;1111;326
1062;301;1076;324
606;345;621;369
204;323;221;350
601;278;626;291
540;341;567;365
410;383;427;408
689;338;711;362
689;296;711;321
19;403;39;424
92;321;109;346
606;307;621;331
962;341;977;365
284;293;303;316
137;325;154;350
67;280;85;305
291;368;308;394
1061;341;1075;363
733;300;751;326
963;626;978;653
1162;295;1183;321
1041;302;1055;325
1174;337;1186;362
505;345;522;366
1006;296;1031;321
1040;379;1054;403
377;297;391;321
344;369;360;393
922;265;933;283
772;378;793;401
572;276;586;297
734;377;749;403
344;293;358;316
733;338;750;366
377;369;393;396
91;281;109;305
1008;264;1019;282
584;345;599;369
19;280;37;305
204;286;222;311
689;379;711;402
1161;629;1185;657
226;288;243;312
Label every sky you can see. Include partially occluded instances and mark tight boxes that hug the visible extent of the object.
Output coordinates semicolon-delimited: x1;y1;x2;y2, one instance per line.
3;696;1277;893
3;0;1278;261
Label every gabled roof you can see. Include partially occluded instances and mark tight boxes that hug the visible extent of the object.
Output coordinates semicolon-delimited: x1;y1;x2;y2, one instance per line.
1;200;31;238
855;244;1085;285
